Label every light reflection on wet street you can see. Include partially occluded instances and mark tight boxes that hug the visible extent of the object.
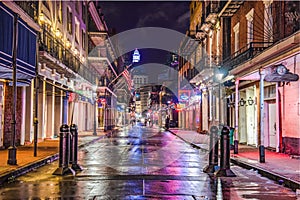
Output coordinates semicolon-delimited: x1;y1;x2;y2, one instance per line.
0;126;297;199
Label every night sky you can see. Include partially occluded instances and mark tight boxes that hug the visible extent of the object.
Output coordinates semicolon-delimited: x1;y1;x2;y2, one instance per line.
99;1;190;65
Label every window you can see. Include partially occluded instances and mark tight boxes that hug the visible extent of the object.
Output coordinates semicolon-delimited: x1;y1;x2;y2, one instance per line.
57;1;62;23
264;1;273;43
233;22;240;54
264;85;276;99
82;30;86;49
82;2;86;22
246;9;254;47
75;17;80;44
67;7;72;34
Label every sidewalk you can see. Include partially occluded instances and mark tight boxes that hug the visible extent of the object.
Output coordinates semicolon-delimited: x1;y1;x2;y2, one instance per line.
169;128;300;191
0;129;111;186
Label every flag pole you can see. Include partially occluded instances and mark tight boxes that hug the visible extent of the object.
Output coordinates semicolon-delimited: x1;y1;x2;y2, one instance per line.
108;63;132;88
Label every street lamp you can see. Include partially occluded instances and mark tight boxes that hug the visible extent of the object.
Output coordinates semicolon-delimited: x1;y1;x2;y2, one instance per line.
214;68;224;127
93;90;98;136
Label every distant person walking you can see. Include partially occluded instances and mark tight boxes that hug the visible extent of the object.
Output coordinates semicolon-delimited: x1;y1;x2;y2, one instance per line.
165;116;170;130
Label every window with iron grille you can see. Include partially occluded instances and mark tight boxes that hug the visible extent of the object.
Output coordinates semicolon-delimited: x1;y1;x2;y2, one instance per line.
67;7;72;34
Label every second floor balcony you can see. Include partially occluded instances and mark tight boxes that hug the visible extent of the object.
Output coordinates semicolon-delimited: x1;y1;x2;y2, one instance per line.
14;1;37;21
39;28;97;84
222;42;273;71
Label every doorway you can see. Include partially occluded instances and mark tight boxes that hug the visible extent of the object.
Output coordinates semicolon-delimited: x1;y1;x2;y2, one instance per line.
264;101;276;148
268;103;276;148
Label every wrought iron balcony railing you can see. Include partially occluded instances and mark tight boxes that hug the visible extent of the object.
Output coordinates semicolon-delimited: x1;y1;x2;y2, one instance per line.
39;28;97;84
14;1;37;21
222;42;273;71
194;55;221;72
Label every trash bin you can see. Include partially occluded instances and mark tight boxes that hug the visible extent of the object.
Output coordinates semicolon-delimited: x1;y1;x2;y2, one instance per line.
229;127;234;149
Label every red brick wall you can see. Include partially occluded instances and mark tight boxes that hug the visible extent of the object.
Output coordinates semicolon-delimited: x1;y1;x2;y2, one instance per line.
231;1;264;55
3;83;23;148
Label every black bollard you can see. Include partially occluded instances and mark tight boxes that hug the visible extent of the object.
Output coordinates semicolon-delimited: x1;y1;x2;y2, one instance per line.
53;124;75;176
204;125;219;173
234;139;239;154
70;124;83;171
259;145;265;163
215;126;236;177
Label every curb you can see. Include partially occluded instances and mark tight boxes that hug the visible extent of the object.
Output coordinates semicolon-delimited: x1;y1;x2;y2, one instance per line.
0;153;59;186
168;129;300;191
0;132;110;186
167;129;208;152
230;157;300;191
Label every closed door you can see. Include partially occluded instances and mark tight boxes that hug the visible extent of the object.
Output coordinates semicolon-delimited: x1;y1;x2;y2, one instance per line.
246;105;255;145
268;103;276;148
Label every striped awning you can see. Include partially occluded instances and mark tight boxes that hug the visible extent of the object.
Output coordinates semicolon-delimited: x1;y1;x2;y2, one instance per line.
0;2;37;84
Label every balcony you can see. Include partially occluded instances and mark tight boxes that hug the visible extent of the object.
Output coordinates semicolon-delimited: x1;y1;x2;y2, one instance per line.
222;42;273;71
198;1;228;30
14;1;37;21
39;28;97;84
219;0;244;17
89;32;118;80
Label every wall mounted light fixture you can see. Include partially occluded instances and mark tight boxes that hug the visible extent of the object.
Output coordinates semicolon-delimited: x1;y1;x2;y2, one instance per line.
239;98;246;106
247;97;254;106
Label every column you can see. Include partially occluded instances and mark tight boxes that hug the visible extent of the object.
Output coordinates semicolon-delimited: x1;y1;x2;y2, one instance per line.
46;85;55;138
38;79;46;139
275;82;280;152
20;87;26;145
202;92;208;131
0;84;4;147
259;69;265;163
25;81;34;143
54;89;63;137
234;79;239;154
178;110;182;128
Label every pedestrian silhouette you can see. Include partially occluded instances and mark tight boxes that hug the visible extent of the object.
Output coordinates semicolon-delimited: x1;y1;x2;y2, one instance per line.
165;116;170;130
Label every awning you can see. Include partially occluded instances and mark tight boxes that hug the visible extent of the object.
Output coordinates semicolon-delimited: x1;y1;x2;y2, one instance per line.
0;2;37;83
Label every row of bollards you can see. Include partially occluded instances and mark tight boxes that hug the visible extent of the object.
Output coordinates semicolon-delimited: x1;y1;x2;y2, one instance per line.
53;124;83;176
204;125;236;177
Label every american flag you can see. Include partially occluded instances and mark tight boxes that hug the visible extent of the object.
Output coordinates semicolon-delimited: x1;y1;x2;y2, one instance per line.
122;69;132;89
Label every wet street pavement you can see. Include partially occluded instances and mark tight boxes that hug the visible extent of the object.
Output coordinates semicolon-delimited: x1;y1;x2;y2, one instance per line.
0;126;298;199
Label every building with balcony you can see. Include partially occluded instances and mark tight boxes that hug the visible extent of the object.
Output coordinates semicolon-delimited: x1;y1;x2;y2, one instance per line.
35;1;102;140
177;1;205;131
0;1;123;148
87;2;123;131
0;1;39;148
184;0;300;156
219;0;300;154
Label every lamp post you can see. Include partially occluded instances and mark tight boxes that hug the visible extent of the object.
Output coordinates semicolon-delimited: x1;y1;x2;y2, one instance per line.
215;69;223;128
93;91;97;135
259;69;265;163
